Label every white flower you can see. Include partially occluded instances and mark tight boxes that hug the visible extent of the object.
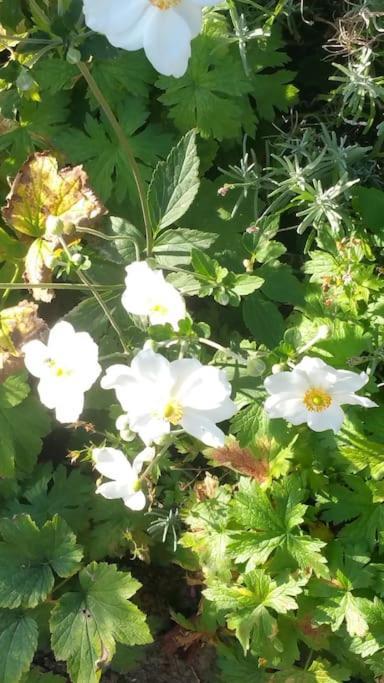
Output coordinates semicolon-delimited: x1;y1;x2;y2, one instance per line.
22;321;101;423
82;0;218;77
93;446;155;510
101;348;236;447
264;356;377;434
122;261;186;330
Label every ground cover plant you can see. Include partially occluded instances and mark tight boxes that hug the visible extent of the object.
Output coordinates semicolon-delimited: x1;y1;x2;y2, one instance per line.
1;0;384;681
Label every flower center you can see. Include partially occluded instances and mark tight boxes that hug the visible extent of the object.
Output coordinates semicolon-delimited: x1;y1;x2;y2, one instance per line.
150;0;181;8
303;387;332;412
163;400;184;425
46;358;71;378
150;303;169;316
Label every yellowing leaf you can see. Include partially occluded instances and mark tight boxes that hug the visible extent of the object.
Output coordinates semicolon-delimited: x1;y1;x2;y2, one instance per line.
1;153;107;302
2;153;106;237
0;300;47;382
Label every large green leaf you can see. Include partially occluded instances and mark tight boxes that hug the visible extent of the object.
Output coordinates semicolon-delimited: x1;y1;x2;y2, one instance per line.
0;374;51;479
243;294;285;349
0;610;38;683
50;562;152;683
0;514;83;608
148;131;200;230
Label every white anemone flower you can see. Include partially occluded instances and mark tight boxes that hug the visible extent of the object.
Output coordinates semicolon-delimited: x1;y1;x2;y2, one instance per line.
22;321;101;423
82;0;218;77
101;348;236;447
93;446;155;510
264;356;377;434
122;261;186;330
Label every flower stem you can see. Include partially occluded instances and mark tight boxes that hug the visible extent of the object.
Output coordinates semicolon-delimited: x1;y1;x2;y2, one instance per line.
140;440;172;482
77;61;153;256
59;238;129;354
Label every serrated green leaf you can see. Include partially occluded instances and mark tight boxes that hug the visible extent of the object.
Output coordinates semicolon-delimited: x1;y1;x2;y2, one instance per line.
0;514;83;608
50;562;152;683
148;131;200;230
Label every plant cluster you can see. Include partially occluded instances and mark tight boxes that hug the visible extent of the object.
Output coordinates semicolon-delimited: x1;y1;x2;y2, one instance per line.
1;0;384;682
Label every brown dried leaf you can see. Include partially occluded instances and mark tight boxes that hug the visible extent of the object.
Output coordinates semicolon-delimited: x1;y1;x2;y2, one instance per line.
0;300;47;382
211;442;269;482
194;473;219;501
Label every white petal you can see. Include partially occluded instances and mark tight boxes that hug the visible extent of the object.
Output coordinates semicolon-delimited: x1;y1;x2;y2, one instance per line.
264;395;308;425
307;405;345;433
93;447;133;480
264;370;309;396
131;349;172;388
54;392;84;423
175;1;202;38
189;0;219;5
329;370;370;395
295;356;339;389
143;10;192;78
101;364;139;412
123;490;147;511
101;364;133;390
181;410;225;447
97;480;133;500
198;396;237;423
175;365;231;410
132;447;156;474
37;377;60;410
22;340;49;378
130;413;170;445
103;3;151;51
336;394;378;408
47;321;75;353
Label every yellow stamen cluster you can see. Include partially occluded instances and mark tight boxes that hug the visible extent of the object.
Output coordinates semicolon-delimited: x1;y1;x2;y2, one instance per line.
303;387;332;412
150;0;181;8
163;400;184;425
150;303;169;315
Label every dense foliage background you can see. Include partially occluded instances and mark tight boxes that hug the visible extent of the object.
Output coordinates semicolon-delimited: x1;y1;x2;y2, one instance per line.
1;0;384;681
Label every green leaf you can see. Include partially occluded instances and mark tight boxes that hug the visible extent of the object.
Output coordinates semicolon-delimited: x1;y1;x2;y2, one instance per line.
229;478;328;577
21;670;66;683
252;71;298;120
148;131;200;230
205;568;304;653
0;610;38;683
231;403;261;447
50;562;152;683
0;514;83;608
260;263;305;306
0;374;51;478
269;659;351;682
157;30;254;140
354;186;384;233
153;228;217;267
56;99;173;203
7;463;94;534
243;294;285;349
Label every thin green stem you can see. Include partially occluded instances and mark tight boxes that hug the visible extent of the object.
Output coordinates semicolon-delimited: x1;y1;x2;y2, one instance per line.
140;440;173;482
0;282;122;291
59;238;129;353
77;226;141;261
1;263;21;304
77;61;153;256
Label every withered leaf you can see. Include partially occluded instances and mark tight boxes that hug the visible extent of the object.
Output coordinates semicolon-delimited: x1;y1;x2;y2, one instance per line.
211;442;269;482
3;153;106;237
0;300;47;382
2;153;107;301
